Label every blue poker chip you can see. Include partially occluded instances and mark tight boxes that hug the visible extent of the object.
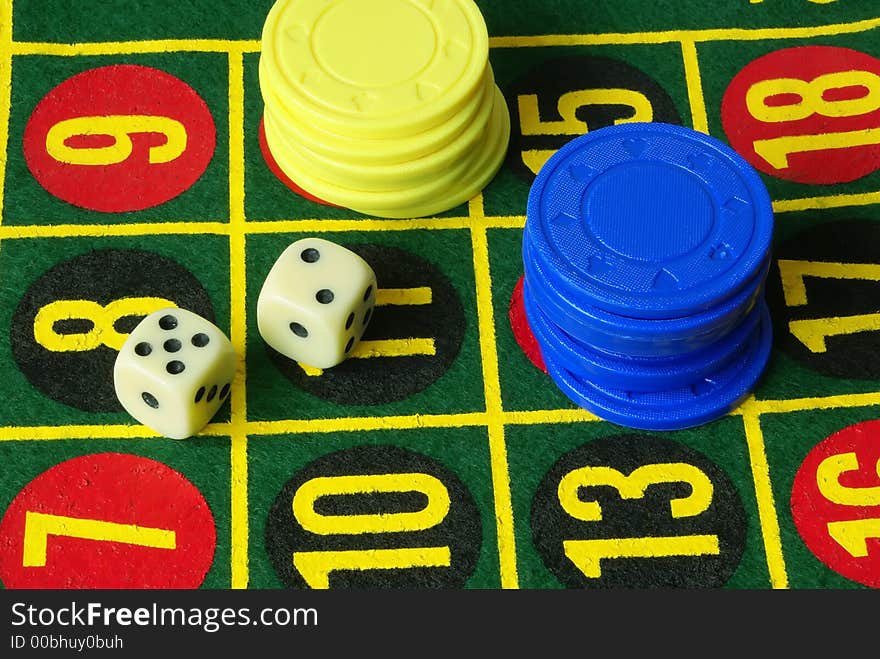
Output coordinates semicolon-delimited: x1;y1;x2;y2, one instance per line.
524;235;769;356
523;278;763;392
525;122;774;319
541;301;773;431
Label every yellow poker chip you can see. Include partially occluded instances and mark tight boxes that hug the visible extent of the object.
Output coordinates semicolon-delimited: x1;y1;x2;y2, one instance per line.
260;0;490;139
265;78;497;191
265;86;510;218
260;62;494;166
264;107;485;208
355;88;511;218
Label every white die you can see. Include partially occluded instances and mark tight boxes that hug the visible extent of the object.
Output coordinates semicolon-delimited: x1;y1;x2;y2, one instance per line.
257;238;377;369
113;307;237;439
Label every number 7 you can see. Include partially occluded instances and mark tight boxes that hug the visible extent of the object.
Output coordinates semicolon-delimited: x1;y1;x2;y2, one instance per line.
22;511;176;567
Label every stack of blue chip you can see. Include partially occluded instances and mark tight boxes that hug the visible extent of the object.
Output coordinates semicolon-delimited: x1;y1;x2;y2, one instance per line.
522;122;774;431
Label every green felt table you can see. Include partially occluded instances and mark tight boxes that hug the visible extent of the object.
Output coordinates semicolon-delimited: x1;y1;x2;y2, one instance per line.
1;0;880;591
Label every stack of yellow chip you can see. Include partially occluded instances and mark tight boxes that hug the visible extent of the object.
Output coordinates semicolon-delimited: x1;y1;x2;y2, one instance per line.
259;0;510;219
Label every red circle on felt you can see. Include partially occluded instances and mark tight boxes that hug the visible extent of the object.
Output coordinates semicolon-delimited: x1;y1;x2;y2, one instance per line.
790;420;880;588
23;64;216;212
258;117;339;207
0;453;216;589
721;46;880;184
509;275;546;373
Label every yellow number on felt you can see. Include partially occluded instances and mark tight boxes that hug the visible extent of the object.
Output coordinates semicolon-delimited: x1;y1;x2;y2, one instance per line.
291;472;453;589
33;297;176;352
557;463;716;578
292;473;450;535
22;511;176;567
518;89;653;135
746;71;880;169
827;519;880;558
557;463;714;522
45;115;188;166
298;287;436;377
564;536;720;579
747;71;880;123
517;89;653;175
778;260;880;353
293;547;452;589
754;128;880;170
815;452;880;558
816;452;880;506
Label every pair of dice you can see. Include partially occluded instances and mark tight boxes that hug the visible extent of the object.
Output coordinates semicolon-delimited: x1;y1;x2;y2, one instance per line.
114;237;377;439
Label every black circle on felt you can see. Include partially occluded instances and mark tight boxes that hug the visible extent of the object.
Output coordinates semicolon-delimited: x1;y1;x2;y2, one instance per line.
142;392;159;409
266;244;465;405
765;218;880;380
530;434;747;588
265;445;482;589
10;249;215;413
503;55;682;184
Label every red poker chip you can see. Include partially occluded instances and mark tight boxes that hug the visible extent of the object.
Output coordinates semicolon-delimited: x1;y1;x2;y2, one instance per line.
258;116;340;207
509;275;547;373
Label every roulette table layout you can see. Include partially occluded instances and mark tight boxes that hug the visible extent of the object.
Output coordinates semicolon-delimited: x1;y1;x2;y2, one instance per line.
1;0;880;592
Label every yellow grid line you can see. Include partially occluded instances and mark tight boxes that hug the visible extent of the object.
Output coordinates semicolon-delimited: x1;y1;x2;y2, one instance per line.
740;411;789;588
0;0;12;226
0;424;164;441
243;216;474;234
0;221;231;239
227;47;250;590
6;15;877;59
1;189;878;244
488;17;880;48
1;394;878;436
681;40;709;134
245;412;489;436
503;408;601;425
751;391;880;415
2;388;880;442
773;190;880;214
0;413;491;442
11;39;262;57
2;186;877;244
470;194;519;589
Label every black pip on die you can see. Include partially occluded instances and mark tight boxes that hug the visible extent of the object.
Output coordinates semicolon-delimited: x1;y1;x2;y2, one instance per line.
114;308;237;439
257;237;377;369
